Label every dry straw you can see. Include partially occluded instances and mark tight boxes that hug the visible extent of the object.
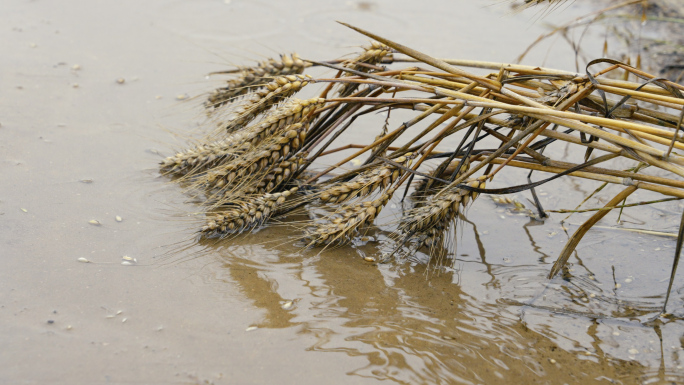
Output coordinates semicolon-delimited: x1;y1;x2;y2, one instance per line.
161;22;684;313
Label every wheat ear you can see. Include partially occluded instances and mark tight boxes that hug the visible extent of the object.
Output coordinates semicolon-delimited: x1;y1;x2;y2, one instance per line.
162;98;323;176
204;122;308;190
402;176;487;248
224;74;313;133
411;157;471;205
201;187;299;236
337;41;393;96
206;53;307;110
306;187;396;246
317;154;412;204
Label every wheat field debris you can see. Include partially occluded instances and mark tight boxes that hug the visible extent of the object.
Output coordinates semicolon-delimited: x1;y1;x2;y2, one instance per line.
160;22;684;313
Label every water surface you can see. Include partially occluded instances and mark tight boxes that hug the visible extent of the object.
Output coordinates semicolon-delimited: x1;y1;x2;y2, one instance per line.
1;0;683;384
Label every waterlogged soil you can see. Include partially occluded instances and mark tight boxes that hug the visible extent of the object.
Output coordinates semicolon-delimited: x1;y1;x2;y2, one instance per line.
1;0;684;384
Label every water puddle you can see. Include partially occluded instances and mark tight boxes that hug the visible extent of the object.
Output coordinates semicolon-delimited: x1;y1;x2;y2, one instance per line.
1;0;683;384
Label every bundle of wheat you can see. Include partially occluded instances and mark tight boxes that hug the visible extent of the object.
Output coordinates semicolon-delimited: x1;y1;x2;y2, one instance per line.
161;22;684;312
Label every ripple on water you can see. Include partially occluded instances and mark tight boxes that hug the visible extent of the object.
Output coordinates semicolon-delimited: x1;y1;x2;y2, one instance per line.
180;226;671;383
155;0;285;42
297;7;410;48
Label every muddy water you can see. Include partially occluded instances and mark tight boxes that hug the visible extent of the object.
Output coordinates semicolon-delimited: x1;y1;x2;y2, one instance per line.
1;0;684;384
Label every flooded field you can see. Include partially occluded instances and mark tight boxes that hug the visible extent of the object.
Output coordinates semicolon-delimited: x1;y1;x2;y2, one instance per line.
1;0;683;384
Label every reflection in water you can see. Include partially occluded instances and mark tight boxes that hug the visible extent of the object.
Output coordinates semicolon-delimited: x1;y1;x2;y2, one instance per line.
194;201;684;384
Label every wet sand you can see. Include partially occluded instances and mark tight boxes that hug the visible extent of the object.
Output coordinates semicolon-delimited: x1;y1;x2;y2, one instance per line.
1;0;683;384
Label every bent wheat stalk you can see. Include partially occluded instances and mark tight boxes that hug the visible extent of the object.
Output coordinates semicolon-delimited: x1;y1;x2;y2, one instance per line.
161;25;684;311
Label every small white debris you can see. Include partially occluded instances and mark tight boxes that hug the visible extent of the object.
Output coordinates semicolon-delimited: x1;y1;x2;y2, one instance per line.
549;358;556;364
66;325;72;330
624;278;633;283
116;310;122;315
21;208;27;213
364;256;375;262
71;64;81;71
628;348;639;355
72;83;79;88
589;293;596;298
116;78;125;84
88;220;101;226
115;215;122;222
350;158;362;166
612;331;620;336
589;275;595;281
121;261;133;266
121;318;127;323
77;257;90;263
245;326;258;332
282;301;294;310
176;94;188;100
615;283;622;289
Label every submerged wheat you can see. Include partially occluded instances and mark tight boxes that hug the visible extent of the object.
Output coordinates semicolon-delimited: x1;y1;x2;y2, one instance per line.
402;176;487;249
306;187;396;246
201;187;299;236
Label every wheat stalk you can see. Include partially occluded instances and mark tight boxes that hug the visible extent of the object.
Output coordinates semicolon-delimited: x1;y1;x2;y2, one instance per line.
401;176;487;249
223;74;313;133
337;42;393;97
204;122;308;190
206;53;307;110
161;24;684;312
411;157;471;204
227;152;307;196
305;187;396;246
161;98;323;177
317;153;412;204
201;187;299;236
